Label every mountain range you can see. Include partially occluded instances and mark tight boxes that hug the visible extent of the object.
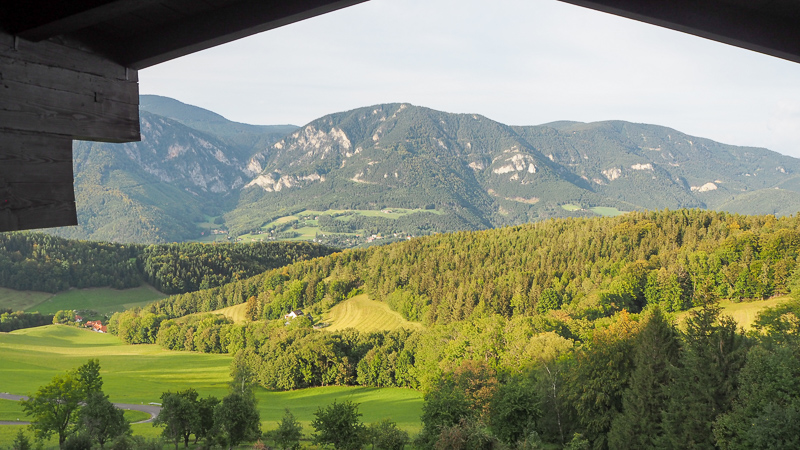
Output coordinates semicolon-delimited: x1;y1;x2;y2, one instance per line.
47;96;800;245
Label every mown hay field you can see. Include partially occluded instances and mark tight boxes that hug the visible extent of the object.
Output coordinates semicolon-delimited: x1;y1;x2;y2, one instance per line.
322;294;424;333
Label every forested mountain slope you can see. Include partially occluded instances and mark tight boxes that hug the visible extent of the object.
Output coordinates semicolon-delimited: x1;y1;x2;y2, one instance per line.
231;103;800;237
47;108;289;243
515;120;800;211
0;232;335;294
45;98;800;245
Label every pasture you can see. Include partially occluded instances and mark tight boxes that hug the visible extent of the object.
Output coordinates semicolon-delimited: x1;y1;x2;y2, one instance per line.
0;325;424;447
213;303;250;323
0;288;53;312
236;208;442;243
322;294;424;333
0;400;25;421
560;204;627;217
25;286;165;315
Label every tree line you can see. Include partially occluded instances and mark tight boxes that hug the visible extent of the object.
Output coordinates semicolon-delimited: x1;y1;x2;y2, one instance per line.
0;309;53;332
0;232;335;294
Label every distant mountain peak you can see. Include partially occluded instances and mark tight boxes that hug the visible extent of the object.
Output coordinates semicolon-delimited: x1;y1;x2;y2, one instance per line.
50;97;800;246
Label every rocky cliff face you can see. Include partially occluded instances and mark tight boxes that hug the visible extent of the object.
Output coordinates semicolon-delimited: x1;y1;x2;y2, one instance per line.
123;112;249;195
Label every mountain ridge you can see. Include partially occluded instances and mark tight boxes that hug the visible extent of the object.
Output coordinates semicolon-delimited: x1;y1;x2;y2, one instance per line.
47;98;800;245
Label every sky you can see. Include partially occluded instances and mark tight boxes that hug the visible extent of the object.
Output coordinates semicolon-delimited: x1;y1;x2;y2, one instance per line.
140;0;800;158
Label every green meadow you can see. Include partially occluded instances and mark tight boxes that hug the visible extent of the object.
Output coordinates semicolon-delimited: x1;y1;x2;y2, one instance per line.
24;286;166;315
0;400;25;421
0;325;424;447
236;208;442;243
676;295;793;331
560;204;627;217
0;288;54;312
0;285;166;317
322;294;424;333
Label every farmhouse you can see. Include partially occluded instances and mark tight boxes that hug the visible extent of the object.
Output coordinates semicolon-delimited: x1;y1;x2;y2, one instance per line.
284;310;305;320
85;320;108;333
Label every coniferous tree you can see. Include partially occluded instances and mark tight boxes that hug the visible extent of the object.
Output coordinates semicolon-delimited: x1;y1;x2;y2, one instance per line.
607;307;679;449
661;302;749;449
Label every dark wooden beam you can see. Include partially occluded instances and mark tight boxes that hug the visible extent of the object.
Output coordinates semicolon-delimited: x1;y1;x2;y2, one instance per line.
558;0;800;64
0;31;140;142
0;131;77;232
14;0;161;42
0;30;139;231
93;0;370;69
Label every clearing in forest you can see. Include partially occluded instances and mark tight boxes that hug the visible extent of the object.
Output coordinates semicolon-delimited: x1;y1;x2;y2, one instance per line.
212;302;250;323
322;294;423;333
675;295;792;330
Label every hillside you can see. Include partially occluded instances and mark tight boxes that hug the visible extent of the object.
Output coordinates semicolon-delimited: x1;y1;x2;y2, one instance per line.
43;98;800;246
0;232;335;295
138;209;800;328
229;103;800;242
139;95;297;159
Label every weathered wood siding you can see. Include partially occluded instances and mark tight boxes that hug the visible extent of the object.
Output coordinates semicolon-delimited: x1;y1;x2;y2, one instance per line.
0;31;139;143
0;131;76;230
0;31;139;231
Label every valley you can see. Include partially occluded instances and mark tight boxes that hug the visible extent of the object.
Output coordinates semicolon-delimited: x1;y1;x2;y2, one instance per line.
0;325;423;448
3;96;800;448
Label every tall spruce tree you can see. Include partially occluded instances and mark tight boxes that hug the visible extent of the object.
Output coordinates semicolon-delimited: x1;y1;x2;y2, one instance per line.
661;302;749;449
607;307;679;449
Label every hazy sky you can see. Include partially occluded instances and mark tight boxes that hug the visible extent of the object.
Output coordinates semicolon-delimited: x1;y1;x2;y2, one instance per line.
140;0;800;158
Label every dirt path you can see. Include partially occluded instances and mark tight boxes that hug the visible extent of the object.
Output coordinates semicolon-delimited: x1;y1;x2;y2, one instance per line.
0;393;160;424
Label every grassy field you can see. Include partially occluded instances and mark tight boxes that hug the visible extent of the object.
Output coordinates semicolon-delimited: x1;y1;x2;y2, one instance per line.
561;203;582;211
237;208;442;243
0;325;424;448
23;286;166;315
0;400;25;421
0;288;54;312
322;294;424;333
212;303;250;324
560;204;627;217
0;326;232;403
589;206;626;217
122;409;151;423
675;296;792;330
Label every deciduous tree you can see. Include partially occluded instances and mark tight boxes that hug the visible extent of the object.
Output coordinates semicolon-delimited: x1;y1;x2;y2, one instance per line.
79;392;131;448
266;409;303;450
213;391;261;449
21;372;83;448
311;400;365;450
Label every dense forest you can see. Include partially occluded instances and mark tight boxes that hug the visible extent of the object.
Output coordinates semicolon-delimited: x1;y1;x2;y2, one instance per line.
120;209;799;325
0;233;335;294
105;209;800;448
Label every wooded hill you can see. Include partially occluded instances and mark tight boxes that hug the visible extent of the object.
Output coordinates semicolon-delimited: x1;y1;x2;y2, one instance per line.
108;208;799;381
106;209;800;448
133;209;799;326
0;232;335;294
45;97;800;246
